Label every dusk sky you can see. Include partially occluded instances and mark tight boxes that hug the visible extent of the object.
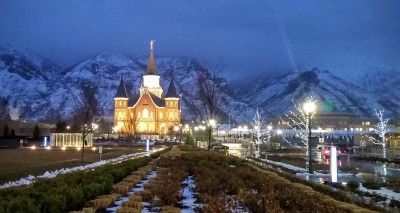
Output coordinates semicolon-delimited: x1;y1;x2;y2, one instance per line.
0;0;399;80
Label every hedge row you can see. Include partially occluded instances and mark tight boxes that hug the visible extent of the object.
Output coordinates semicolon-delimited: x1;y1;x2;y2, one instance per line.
0;149;170;213
250;159;386;212
179;151;382;213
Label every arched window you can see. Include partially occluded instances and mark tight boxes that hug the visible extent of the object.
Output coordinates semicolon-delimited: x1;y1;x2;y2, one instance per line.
143;108;149;118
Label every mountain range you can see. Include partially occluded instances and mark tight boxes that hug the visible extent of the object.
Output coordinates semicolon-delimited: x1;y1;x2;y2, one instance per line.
0;46;399;123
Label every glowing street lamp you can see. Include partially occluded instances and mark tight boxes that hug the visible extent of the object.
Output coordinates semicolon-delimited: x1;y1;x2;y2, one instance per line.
303;101;316;174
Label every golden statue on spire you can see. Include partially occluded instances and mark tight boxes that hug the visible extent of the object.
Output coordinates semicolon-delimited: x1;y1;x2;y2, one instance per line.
150;40;155;50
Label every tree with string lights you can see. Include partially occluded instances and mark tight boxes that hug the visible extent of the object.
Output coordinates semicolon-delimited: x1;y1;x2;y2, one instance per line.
251;108;265;158
370;109;389;159
282;96;316;172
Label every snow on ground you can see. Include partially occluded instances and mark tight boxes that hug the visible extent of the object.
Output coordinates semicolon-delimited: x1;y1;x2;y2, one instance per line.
358;185;400;201
180;175;205;212
0;148;164;190
259;158;400;203
107;169;158;213
260;158;353;176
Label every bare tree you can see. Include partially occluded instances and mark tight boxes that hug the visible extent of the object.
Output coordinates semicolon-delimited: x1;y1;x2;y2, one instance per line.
251;108;265;158
72;85;99;162
189;65;225;150
123;109;139;152
369;109;389;159
283;96;317;170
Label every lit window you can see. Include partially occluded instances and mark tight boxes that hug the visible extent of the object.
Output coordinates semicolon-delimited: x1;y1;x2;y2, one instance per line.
150;111;153;118
160;112;163;119
118;111;122;120
143;108;149;118
138;111;141;118
366;122;370;125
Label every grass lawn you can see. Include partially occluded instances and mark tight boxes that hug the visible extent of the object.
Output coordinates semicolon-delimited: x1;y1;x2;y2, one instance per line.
0;146;147;184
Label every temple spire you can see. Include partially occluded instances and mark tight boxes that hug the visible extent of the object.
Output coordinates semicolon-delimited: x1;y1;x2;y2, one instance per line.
145;40;158;75
150;40;154;50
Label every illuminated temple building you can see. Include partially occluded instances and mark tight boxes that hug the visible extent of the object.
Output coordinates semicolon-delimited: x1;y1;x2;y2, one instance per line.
114;41;181;136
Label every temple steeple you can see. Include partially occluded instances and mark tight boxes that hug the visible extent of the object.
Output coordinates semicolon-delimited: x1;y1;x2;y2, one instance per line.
141;40;163;98
165;79;179;98
145;40;158;75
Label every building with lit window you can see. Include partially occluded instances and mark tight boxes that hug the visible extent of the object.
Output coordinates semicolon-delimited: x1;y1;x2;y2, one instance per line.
268;112;375;132
114;41;181;137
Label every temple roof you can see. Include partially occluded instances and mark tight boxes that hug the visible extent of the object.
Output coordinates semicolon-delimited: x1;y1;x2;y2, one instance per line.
128;93;140;106
165;79;180;98
149;93;165;107
129;91;165;108
115;79;128;98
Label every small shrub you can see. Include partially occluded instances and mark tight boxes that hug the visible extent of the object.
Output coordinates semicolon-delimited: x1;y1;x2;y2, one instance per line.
121;200;142;209
346;180;360;191
362;180;381;190
116;207;141;213
160;206;181;213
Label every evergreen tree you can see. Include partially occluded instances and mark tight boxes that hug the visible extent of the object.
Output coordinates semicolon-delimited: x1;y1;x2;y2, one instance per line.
186;132;195;146
33;124;41;140
3;123;9;137
55;121;67;133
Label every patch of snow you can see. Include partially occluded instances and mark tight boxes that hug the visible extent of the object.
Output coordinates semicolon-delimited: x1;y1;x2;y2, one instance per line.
0;148;164;190
358;185;400;201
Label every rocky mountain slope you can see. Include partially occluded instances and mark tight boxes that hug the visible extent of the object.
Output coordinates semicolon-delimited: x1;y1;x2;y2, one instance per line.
0;46;398;123
231;68;400;118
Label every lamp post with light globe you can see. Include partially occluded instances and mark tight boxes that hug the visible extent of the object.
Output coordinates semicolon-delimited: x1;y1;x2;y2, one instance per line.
303;101;316;174
267;125;272;149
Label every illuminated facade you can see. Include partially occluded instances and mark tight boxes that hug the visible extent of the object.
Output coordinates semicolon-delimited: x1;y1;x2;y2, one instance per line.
114;41;181;136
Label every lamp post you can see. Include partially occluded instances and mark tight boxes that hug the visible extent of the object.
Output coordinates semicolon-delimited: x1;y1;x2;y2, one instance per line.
207;119;216;150
303;101;316;174
267;125;272;149
277;129;282;149
194;126;199;147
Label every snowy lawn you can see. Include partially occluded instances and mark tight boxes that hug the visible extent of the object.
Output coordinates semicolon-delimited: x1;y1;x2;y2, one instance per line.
0;148;164;190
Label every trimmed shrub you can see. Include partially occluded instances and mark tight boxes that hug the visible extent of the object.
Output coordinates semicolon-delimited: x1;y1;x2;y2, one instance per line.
347;180;360;191
160;206;181;213
0;152;157;212
116;207;141;213
362;180;381;190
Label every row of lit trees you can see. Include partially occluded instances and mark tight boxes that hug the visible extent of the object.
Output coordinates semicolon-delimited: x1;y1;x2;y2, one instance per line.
283;97;389;174
250;96;390;174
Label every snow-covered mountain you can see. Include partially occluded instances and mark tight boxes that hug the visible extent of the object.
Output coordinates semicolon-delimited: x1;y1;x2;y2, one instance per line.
61;53;253;122
0;47;63;120
0;46;398;122
231;68;400;118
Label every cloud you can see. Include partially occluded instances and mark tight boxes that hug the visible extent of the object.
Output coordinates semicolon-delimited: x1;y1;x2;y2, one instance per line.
0;0;398;79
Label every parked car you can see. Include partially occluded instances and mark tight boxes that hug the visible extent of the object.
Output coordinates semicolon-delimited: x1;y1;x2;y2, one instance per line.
138;139;155;146
317;145;342;158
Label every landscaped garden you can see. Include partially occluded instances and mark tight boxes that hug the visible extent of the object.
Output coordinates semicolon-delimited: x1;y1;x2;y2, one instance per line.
0;145;392;212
